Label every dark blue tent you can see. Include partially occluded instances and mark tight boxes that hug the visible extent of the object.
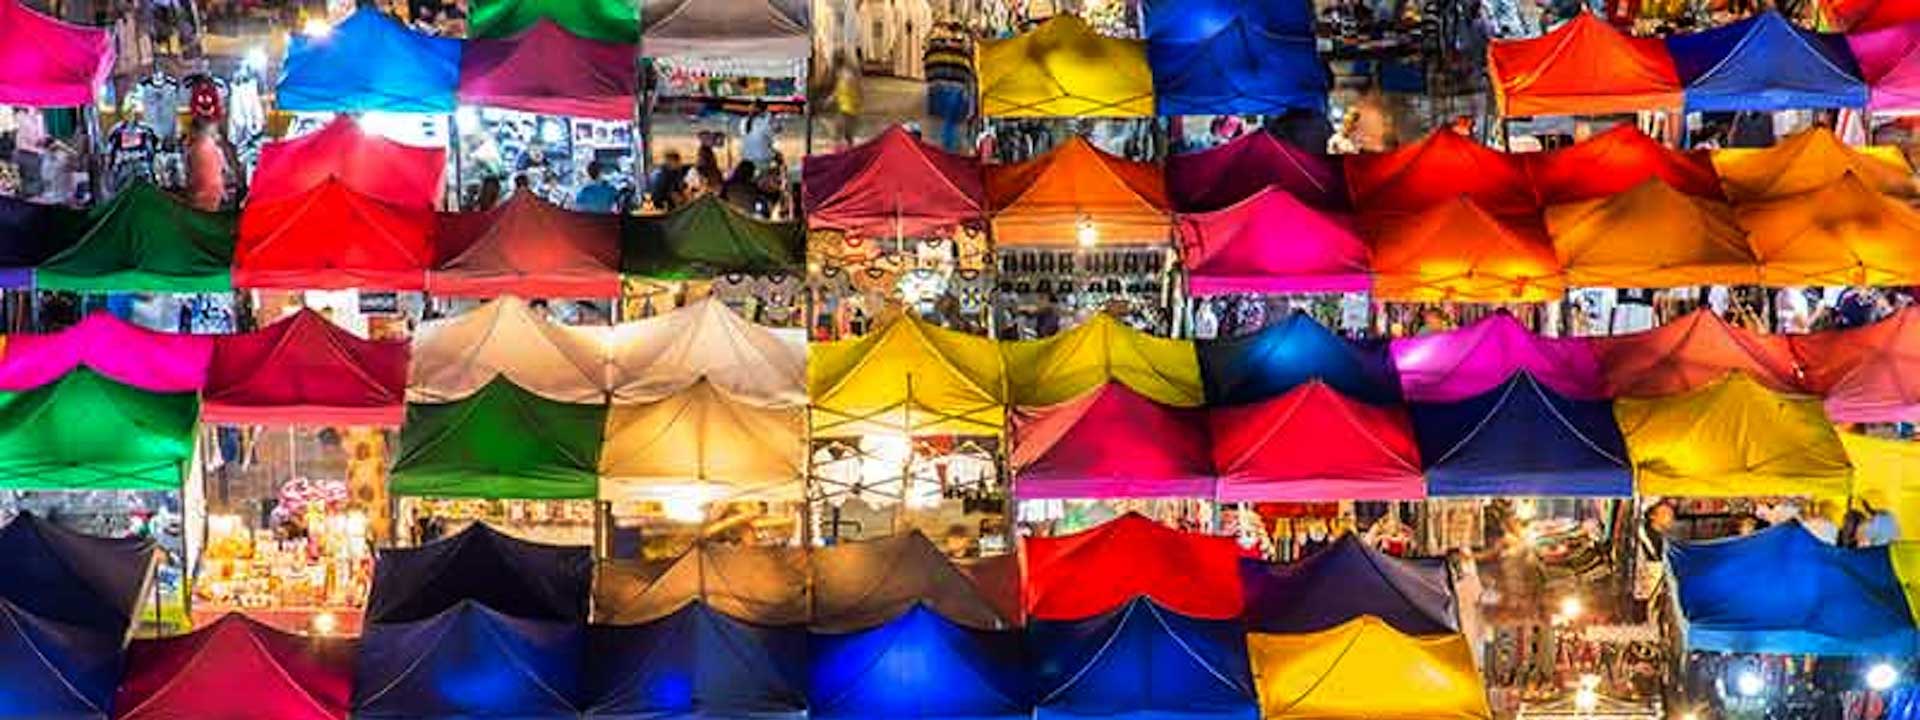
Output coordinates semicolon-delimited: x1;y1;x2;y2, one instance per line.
1197;312;1400;406
0;196;81;288
808;604;1029;719
1669;522;1918;656
1665;12;1866;112
0;512;155;636
366;522;591;624
586;602;808;719
276;8;461;113
1028;598;1256;720
1409;372;1632;497
1240;534;1456;635
352;600;584;718
1143;0;1327;115
0;598;125;719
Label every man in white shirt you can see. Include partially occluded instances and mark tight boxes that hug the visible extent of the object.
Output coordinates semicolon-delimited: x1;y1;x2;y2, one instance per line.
739;102;778;167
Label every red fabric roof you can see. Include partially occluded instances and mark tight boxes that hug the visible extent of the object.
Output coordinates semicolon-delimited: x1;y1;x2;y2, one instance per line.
1022;513;1243;621
114;613;356;720
249;116;446;208
457;20;638;120
1487;12;1684;117
1790;306;1920;422
236;180;434;290
203;308;409;426
1164;131;1347;213
1344;129;1536;218
802;125;986;238
1592;308;1805;398
428;193;621;297
1527;124;1723;204
1829;0;1920;31
1209;380;1424;501
1011;382;1214;499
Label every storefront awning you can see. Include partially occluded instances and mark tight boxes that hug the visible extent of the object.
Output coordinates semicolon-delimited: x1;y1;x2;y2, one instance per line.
202;308;409;427
276;8;462;113
430;192;623;298
621;195;804;279
987;136;1170;248
1487;12;1683;117
1143;0;1324;115
36;181;235;293
0;0;112;107
459;20;639;120
977;14;1154;117
1614;372;1851;497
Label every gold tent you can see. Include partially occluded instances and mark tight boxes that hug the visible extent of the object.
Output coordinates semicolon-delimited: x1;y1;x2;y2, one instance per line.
1002;313;1202;407
808;312;1008;437
1248;616;1492;719
1735;172;1920;287
976;14;1154;117
598;381;806;505
1842;432;1920;541
1545;178;1759;288
1711;127;1915;202
1615;372;1851;497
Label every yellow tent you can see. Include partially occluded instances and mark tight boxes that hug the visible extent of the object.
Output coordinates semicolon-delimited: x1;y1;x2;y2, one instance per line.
1248;616;1491;720
1002;313;1202;407
1843;432;1920;541
1545;178;1760;287
599;381;806;504
1735;172;1920;287
976;14;1154;117
1712;127;1915;202
808;312;1008;437
1615;372;1852;497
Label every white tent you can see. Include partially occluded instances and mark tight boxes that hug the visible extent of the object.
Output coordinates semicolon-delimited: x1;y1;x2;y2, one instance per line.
408;296;609;404
640;0;810;59
605;297;806;407
599;381;806;504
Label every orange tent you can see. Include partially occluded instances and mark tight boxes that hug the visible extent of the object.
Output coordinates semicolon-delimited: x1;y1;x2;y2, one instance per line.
1591;308;1804;398
1527;124;1723;204
1488;13;1684;117
1736;172;1920;287
987;136;1171;247
1790;306;1920;422
1711;127;1915;202
1366;196;1562;303
1344;129;1536;219
1545;178;1759;287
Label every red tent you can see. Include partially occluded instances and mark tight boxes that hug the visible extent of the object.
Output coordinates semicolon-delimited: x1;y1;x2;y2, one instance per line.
1176;185;1369;295
1344;129;1536;219
1164;131;1347;213
428;192;621;297
249;116;446;208
1011;382;1214;499
202;308;409;426
1790;306;1920;422
1487;12;1684;117
1210;380;1424;501
0;0;113;107
1527;124;1723;204
1022;513;1243;621
458;19;638;120
1592;308;1804;397
802;125;986;239
1829;0;1920;31
114;613;356;720
235;180;435;290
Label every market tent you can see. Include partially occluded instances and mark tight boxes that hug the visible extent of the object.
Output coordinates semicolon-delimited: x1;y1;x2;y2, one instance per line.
1712;127;1915;202
1023;513;1244;621
1668;522;1917;655
1388;311;1605;403
234;180;435;291
1410;372;1632;496
586;603;808;719
1196;311;1400;406
1590;308;1803;398
811;531;1013;631
0;195;83;287
114;613;356;720
276;8;462;113
621;194;805;279
1830;0;1920;30
1365;196;1563;303
1735;172;1920;287
0;598;125;718
1176;186;1369;295
639;0;810;59
808;311;1006;437
801;125;986;239
1667;11;1867;112
1210;381;1424;501
36;181;235;293
202;308;409;426
1142;0;1324;115
1165;131;1346;213
1343;129;1536;219
606;297;804;406
0;512;155;635
807;605;1030;719
248;116;446;208
987;135;1171;247
391;377;608;499
459;20;636;120
1487;12;1683;117
1240;534;1455;635
409;295;610;404
366;521;591;624
1614;372;1852;497
1544;178;1760;288
1011;382;1213;499
1841;432;1920;541
1003;313;1201;407
0;368;197;490
592;543;809;625
0;311;211;392
352;601;585;718
976;14;1154;117
1849;21;1920;111
1791;306;1920;422
599;381;806;504
429;191;622;298
0;0;112;107
1525;124;1722;203
959;555;1025;630
1028;597;1257;720
1247;617;1491;720
470;0;637;42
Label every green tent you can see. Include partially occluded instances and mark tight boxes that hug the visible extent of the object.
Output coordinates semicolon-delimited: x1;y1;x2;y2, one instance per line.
469;0;638;43
0;368;198;490
391;377;607;499
37;181;236;293
621;195;804;279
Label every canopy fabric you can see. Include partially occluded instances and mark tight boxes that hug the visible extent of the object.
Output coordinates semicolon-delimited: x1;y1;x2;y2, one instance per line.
409;295;610;404
606;297;804;406
959;555;1026;630
1240;534;1456;635
1143;0;1324;115
0;195;83;287
1023;513;1244;621
0;0;112;107
1526;124;1722;203
1003;313;1202;407
1590;308;1804;398
1829;0;1920;31
1343;129;1537;219
801;125;986;239
811;531;1013;632
1735;172;1920;287
1840;432;1920;541
592;544;809;625
36;181;236;293
1711;127;1915;202
1176;186;1369;295
586;603;808;719
977;14;1154;117
391;377;608;499
1668;522;1917;655
366;521;590;624
1410;372;1633;497
1849;22;1920;111
807;605;1030;720
0;512;155;636
1389;312;1605;403
1197;312;1401;406
276;8;462;113
0;368;197;490
234;181;435;291
469;0;637;42
1365;197;1563;303
0;599;125;718
115;613;356;720
1165;132;1347;213
808;312;1007;437
621;194;805;279
639;0;810;59
599;381;805;503
1011;382;1214;499
459;20;637;120
248;116;446;208
1666;12;1867;112
987;136;1171;247
1247;618;1492;720
1210;381;1424;501
1029;598;1258;720
1544;178;1760;288
0;311;211;392
429;192;622;298
1614;372;1851;497
1487;12;1683;117
352;601;584;718
1791;306;1920;422
202;308;409;427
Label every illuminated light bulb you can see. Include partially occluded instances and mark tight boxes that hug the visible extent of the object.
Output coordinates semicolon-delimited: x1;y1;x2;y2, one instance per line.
1075;217;1099;248
1868;663;1900;691
243;47;269;72
1559;596;1584;622
1574;687;1597;712
311;611;339;636
661;496;706;524
301;18;332;37
1736;670;1765;697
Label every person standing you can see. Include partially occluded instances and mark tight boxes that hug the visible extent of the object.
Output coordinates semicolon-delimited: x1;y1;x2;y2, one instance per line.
739;101;779;168
572;162;617;213
184;116;228;211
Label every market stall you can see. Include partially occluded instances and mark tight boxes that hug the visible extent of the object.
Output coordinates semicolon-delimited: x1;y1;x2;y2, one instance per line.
364;521;590;625
1175;186;1369;296
1590;308;1803;397
1164;131;1347;213
472;0;639;42
621;194;804;279
275;8;462;114
201;308;408;426
976;15;1155;118
1022;513;1242;621
1791;305;1920;421
1486;13;1683;118
1002;312;1201;407
390;376;609;501
1665;12;1867;113
0;597;126;717
1668;522;1917;655
1735;172;1920;287
1389;311;1604;403
1543;178;1759;288
458;21;637;123
810;530;1011;631
0;511;156;635
113;613;356;720
1142;0;1324;116
1410;373;1633;497
428;192;622;298
1525;125;1721;204
598;381;806;505
407;295;609;405
1210;381;1424;501
1011;382;1213;500
801;125;986;240
0;369;197;489
1028;597;1259;719
249;116;447;209
606;296;806;406
1711;126;1914;201
351;601;586;717
1364;196;1562;303
0;311;210;392
1613;372;1853;498
0;195;83;288
1849;21;1920;112
592;542;808;625
1196;312;1401;406
1344;129;1537;220
0;0;112;108
35;181;235;293
586;602;808;719
807;311;1006;438
1240;533;1456;635
806;605;1029;719
1247;617;1492;719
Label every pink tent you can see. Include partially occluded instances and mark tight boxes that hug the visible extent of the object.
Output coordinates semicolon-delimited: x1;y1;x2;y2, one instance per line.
1011;382;1213;499
249;116;447;208
0;0;112;107
1389;311;1606;402
0;312;210;392
458;20;637;120
1176;186;1368;295
1164;132;1346;213
1849;22;1920;111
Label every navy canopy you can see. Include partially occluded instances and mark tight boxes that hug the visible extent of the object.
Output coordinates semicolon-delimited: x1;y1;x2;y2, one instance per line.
1028;598;1257;720
586;602;808;719
277;8;462;113
1198;312;1400;406
1666;12;1866;112
0;598;124;718
353;600;584;718
1409;372;1632;497
1240;534;1456;635
808;605;1030;719
0;196;81;288
0;511;155;636
365;522;591;624
1143;0;1327;115
1669;522;1918;656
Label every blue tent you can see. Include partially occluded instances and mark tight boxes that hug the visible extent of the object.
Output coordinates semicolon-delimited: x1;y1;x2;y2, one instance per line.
1143;0;1327;115
1668;522;1918;656
1409;372;1632;497
1240;533;1455;636
586;602;808;719
353;600;585;718
1665;12;1866;112
808;604;1029;719
0;598;124;718
1197;312;1400;406
365;522;591;624
1028;598;1257;720
0;512;155;636
277;8;462;113
0;196;81;288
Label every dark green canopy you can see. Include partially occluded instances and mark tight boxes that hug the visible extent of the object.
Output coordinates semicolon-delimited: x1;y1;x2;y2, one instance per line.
37;181;236;293
0;368;198;490
391;377;607;499
469;0;638;43
621;195;803;279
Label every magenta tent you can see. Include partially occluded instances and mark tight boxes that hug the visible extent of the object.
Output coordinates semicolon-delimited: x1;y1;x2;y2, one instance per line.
0;312;210;392
458;19;638;120
1389;311;1606;403
1849;21;1920;111
0;0;111;107
1011;382;1213;499
1176;185;1368;295
249;115;447;208
1165;131;1346;212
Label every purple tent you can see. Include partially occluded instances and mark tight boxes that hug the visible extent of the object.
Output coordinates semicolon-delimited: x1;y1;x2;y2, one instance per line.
1165;132;1346;213
1240;534;1456;635
1389;311;1606;403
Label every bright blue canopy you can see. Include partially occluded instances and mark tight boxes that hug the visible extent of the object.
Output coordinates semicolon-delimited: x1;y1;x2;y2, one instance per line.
586;602;808;719
1143;0;1327;115
1668;522;1918;656
1197;312;1400;406
1665;12;1866;112
1028;598;1256;720
0;598;124;718
0;512;155;637
1409;372;1632;497
353;600;585;718
1239;534;1456;636
808;605;1029;719
365;522;591;624
277;8;462;113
